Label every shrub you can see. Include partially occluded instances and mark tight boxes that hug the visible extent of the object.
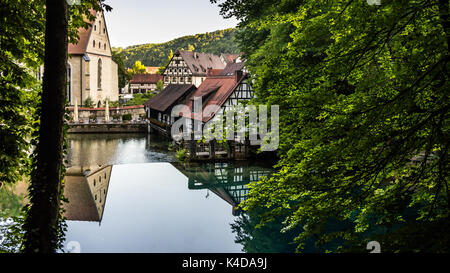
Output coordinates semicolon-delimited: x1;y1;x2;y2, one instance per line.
84;97;94;108
122;113;132;121
176;148;187;162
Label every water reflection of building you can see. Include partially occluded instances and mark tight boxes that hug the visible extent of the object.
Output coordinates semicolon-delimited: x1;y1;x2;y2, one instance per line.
174;162;271;215
67;134;122;167
63;165;112;223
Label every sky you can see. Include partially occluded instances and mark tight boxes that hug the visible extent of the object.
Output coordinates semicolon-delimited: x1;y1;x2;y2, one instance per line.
103;0;239;48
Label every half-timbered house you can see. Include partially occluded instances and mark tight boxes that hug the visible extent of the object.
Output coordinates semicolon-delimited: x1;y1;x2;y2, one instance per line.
162;50;225;87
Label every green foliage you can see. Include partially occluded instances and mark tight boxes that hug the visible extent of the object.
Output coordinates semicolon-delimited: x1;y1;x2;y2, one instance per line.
123;92;156;106
158;50;173;74
116;28;240;68
83;97;94;108
122;113;132;121
130;60;147;75
213;0;450;252
112;49;132;88
156;79;164;91
176;148;188;162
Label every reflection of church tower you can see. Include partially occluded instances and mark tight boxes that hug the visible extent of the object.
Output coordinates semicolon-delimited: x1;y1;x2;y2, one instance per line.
63;165;112;223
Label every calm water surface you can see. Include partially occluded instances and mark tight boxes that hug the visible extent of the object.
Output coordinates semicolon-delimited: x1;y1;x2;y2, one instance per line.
62;133;273;253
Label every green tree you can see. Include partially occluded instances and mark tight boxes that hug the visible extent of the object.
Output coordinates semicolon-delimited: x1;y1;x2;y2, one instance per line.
156;79;164;91
130;60;147;75
112;49;132;89
158;49;173;74
213;0;450;252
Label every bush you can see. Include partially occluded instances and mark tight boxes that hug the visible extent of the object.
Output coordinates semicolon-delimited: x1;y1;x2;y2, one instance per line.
84;97;94;108
112;114;121;120
122;113;132;121
176;148;187;162
89;115;96;121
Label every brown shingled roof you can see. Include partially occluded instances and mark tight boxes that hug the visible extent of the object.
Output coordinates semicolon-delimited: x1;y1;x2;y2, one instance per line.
144;84;196;112
219;62;246;76
63;175;100;222
177;51;225;76
68;9;97;55
130;74;163;84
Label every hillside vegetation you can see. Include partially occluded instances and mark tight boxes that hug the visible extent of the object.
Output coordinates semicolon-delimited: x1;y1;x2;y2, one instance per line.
114;28;240;68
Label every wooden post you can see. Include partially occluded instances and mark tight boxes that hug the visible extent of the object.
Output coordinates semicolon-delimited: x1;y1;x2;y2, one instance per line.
189;133;196;160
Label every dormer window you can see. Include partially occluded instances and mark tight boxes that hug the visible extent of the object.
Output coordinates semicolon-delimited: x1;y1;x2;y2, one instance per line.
192;64;199;72
200;65;206;72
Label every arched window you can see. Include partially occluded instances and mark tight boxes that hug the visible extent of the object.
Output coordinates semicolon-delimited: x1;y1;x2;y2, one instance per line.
97;58;102;89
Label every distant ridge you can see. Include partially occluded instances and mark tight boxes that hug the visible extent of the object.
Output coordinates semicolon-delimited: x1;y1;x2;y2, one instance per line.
113;28;240;68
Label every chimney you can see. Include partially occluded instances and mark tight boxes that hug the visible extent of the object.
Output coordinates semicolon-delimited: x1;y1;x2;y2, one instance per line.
207;68;213;77
235;70;243;82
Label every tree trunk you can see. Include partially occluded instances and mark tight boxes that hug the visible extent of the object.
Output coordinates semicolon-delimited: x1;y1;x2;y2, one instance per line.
23;0;68;253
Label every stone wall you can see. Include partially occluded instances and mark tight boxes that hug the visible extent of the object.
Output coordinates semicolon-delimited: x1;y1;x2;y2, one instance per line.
68;123;148;134
67;105;146;122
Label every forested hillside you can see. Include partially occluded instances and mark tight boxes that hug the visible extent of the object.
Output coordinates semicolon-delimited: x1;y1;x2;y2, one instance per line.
115;28;239;68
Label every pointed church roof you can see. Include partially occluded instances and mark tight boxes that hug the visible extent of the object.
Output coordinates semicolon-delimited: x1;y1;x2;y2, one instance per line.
68;9;113;57
68;9;97;55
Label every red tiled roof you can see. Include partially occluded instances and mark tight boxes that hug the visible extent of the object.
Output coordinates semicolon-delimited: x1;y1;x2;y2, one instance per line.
130;74;163;84
207;69;224;76
185;73;246;123
144;84;196;112
221;53;240;64
68;9;97;55
146;67;160;74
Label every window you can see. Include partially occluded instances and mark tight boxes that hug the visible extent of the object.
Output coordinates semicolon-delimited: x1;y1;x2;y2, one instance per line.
93;40;95;47
99;21;101;33
67;63;71;104
94;25;97;31
104;43;106;50
94;179;96;186
103;28;105;34
97;58;102;89
99;176;101;183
